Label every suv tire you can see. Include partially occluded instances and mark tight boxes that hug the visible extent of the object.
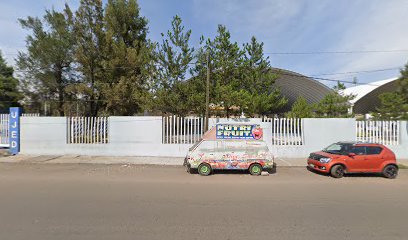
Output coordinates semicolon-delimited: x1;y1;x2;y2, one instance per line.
330;165;345;178
383;165;398;179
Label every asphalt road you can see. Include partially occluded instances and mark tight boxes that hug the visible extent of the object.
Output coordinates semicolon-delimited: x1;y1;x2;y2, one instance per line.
0;163;407;240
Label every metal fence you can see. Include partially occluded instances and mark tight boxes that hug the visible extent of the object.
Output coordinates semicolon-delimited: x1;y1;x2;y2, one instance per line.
162;116;204;144
263;118;303;145
356;121;400;145
0;114;9;147
22;113;40;117
67;117;109;144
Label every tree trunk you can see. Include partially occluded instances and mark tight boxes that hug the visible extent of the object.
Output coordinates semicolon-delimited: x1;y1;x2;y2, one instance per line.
55;65;64;116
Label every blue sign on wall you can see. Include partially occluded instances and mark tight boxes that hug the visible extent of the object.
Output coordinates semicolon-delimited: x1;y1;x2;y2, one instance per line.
9;107;21;155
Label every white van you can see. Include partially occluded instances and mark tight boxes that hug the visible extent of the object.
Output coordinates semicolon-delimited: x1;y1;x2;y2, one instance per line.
184;123;275;176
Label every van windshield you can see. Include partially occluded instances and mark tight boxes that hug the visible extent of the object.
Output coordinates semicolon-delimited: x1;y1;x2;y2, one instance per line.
189;139;203;151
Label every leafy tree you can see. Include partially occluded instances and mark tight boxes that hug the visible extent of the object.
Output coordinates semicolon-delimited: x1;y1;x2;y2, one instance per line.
373;63;408;120
153;15;194;116
397;62;408;103
373;92;407;120
74;0;106;116
103;0;153;115
17;5;76;116
285;96;313;118
314;82;355;118
0;52;21;112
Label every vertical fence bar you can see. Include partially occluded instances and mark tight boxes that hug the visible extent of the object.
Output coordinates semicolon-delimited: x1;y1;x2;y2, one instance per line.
175;116;180;143
74;117;77;144
80;117;83;144
290;118;294;145
356;121;360;142
92;117;96;143
173;115;176;144
187;118;190;144
194;117;197;143
183;117;186;144
166;116;169;144
377;121;380;143
279;118;283;145
274;118;278;145
297;118;303;145
381;121;384;144
104;117;108;144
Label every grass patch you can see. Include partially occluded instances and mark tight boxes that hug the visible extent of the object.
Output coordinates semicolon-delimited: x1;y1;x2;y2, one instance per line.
398;164;408;169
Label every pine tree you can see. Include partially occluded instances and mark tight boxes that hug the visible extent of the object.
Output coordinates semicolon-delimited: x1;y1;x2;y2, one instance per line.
242;36;287;116
373;92;406;120
153;15;194;116
314;82;355;118
285;96;313;118
373;63;408;120
207;25;244;117
17;5;75;116
0;52;21;112
103;0;153;115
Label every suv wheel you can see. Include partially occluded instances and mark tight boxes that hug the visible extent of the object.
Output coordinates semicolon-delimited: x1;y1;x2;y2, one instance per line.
198;163;212;176
383;165;398;179
249;163;262;176
330;165;345;178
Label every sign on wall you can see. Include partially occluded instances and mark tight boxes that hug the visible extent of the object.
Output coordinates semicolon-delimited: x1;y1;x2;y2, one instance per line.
9;107;21;155
216;124;263;140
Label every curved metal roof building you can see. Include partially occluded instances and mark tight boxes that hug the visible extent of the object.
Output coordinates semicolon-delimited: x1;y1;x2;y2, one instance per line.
343;78;399;114
271;68;332;112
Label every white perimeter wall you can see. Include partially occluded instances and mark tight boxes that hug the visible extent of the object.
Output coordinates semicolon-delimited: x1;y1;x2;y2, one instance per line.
20;117;408;160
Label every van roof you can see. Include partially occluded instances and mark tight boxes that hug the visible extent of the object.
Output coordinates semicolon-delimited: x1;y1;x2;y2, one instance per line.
216;122;260;125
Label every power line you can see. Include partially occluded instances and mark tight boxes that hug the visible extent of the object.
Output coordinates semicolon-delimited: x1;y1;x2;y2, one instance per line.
309;67;400;77
264;49;408;55
2;64;401;76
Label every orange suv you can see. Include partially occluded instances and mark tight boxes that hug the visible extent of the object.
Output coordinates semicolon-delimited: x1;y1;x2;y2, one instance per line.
307;142;398;178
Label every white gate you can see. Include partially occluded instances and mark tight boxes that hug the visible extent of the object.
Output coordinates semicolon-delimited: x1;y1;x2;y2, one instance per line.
162;116;204;144
263;118;303;145
356;121;400;145
0;114;9;147
67;117;109;144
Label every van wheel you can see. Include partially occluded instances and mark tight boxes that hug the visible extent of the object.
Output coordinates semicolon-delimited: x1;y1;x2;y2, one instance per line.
249;163;262;176
383;165;398;179
330;165;345;178
198;163;212;176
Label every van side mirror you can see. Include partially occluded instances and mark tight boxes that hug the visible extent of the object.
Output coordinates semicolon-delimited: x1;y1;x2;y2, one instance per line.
348;152;356;157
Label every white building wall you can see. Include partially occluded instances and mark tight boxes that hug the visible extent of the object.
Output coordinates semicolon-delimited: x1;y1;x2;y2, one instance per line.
20;117;408;161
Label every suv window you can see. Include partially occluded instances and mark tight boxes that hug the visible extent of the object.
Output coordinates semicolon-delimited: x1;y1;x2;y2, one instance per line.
366;146;383;155
349;146;366;155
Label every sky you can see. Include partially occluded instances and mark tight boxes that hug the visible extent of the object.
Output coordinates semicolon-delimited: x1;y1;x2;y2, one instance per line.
1;0;408;87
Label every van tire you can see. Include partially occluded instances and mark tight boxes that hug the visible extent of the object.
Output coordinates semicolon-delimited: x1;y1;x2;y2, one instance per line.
330;165;345;178
249;163;262;176
198;163;212;176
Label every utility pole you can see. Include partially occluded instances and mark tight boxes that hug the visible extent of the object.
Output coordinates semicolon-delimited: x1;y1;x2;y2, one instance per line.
204;49;210;131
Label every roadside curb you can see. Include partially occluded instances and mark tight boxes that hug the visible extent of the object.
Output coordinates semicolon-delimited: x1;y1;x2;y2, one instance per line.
1;154;407;168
